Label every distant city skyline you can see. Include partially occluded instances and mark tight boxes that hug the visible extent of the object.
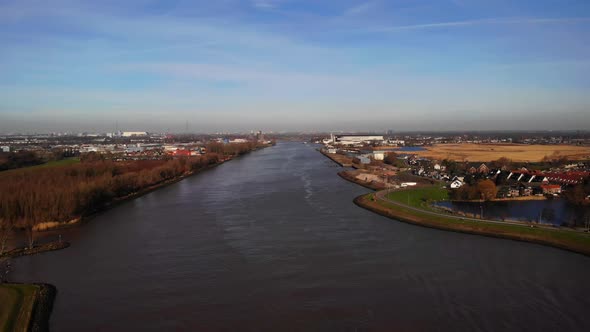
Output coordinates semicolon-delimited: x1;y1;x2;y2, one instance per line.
1;0;589;133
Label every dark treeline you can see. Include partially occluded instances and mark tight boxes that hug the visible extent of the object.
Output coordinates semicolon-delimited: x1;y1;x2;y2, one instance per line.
0;151;45;171
565;178;590;205
0;142;265;252
449;179;498;201
0;148;75;172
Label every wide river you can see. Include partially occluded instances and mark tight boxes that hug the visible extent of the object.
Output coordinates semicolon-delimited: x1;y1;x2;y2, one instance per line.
11;142;590;331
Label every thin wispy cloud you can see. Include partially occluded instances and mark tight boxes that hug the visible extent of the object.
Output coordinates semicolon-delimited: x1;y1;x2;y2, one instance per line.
367;16;590;32
252;0;282;10
343;1;378;17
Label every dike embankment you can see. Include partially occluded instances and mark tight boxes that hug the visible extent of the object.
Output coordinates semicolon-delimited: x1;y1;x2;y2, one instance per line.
354;193;590;257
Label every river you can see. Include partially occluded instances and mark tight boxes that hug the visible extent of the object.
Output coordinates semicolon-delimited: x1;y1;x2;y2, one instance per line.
10;142;590;331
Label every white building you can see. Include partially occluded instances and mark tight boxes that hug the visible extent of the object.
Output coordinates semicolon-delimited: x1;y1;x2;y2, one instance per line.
331;134;384;145
0;146;9;153
387;139;405;146
450;180;464;189
122;131;148;137
373;151;386;160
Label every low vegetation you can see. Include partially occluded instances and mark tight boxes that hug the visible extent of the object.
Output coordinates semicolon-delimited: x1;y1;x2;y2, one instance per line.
412;143;590;162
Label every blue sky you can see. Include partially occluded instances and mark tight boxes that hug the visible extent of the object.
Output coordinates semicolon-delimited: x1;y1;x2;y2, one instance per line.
0;0;589;133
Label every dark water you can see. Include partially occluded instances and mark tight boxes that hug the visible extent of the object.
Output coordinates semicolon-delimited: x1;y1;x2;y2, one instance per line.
360;147;426;153
395;146;426;152
436;200;589;226
10;142;590;331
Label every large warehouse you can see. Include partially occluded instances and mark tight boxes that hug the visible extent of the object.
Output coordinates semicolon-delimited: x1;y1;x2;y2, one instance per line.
330;134;384;145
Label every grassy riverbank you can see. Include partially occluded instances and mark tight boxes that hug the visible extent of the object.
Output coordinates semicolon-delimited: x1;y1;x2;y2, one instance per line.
355;187;590;256
0;158;80;176
0;284;38;332
386;186;449;209
0;283;55;332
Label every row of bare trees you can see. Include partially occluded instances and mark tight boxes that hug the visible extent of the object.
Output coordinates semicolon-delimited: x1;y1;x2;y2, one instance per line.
0;141;266;252
0;153;222;252
206;141;260;156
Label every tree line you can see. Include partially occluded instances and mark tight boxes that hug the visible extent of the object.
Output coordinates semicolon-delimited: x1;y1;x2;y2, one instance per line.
449;179;498;201
0;148;75;172
0;151;46;171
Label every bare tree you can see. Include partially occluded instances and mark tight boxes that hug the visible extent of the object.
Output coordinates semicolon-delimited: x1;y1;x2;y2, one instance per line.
17;218;36;250
0;218;14;255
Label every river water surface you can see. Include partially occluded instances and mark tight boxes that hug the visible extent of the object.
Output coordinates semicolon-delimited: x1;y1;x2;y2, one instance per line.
10;142;590;331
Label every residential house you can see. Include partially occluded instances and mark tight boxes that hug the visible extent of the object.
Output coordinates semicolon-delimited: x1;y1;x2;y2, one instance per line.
541;184;561;195
478;163;490;174
450;179;464;189
509;186;520;197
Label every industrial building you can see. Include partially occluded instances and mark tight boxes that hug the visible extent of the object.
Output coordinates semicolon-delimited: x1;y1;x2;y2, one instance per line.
122;131;148;137
328;134;385;145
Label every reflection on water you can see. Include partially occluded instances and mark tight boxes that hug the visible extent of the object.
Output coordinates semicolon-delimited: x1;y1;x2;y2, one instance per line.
436;199;588;226
9;142;590;331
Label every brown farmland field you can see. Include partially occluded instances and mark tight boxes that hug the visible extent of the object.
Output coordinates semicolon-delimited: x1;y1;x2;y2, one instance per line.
410;143;590;162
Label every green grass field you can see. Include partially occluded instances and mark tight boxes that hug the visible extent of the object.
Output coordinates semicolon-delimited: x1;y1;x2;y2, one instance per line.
0;158;80;178
386;186;449;209
26;158;80;170
0;284;38;332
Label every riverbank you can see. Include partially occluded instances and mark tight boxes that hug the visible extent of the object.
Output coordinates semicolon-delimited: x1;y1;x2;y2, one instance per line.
29;152;258;233
0;283;55;332
1;241;70;259
319;149;353;167
354;191;590;257
337;170;384;190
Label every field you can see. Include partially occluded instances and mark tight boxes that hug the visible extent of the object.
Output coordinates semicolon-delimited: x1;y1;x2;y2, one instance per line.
0;158;80;178
0;284;38;332
29;158;80;169
410;143;590;162
386;186;449;208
